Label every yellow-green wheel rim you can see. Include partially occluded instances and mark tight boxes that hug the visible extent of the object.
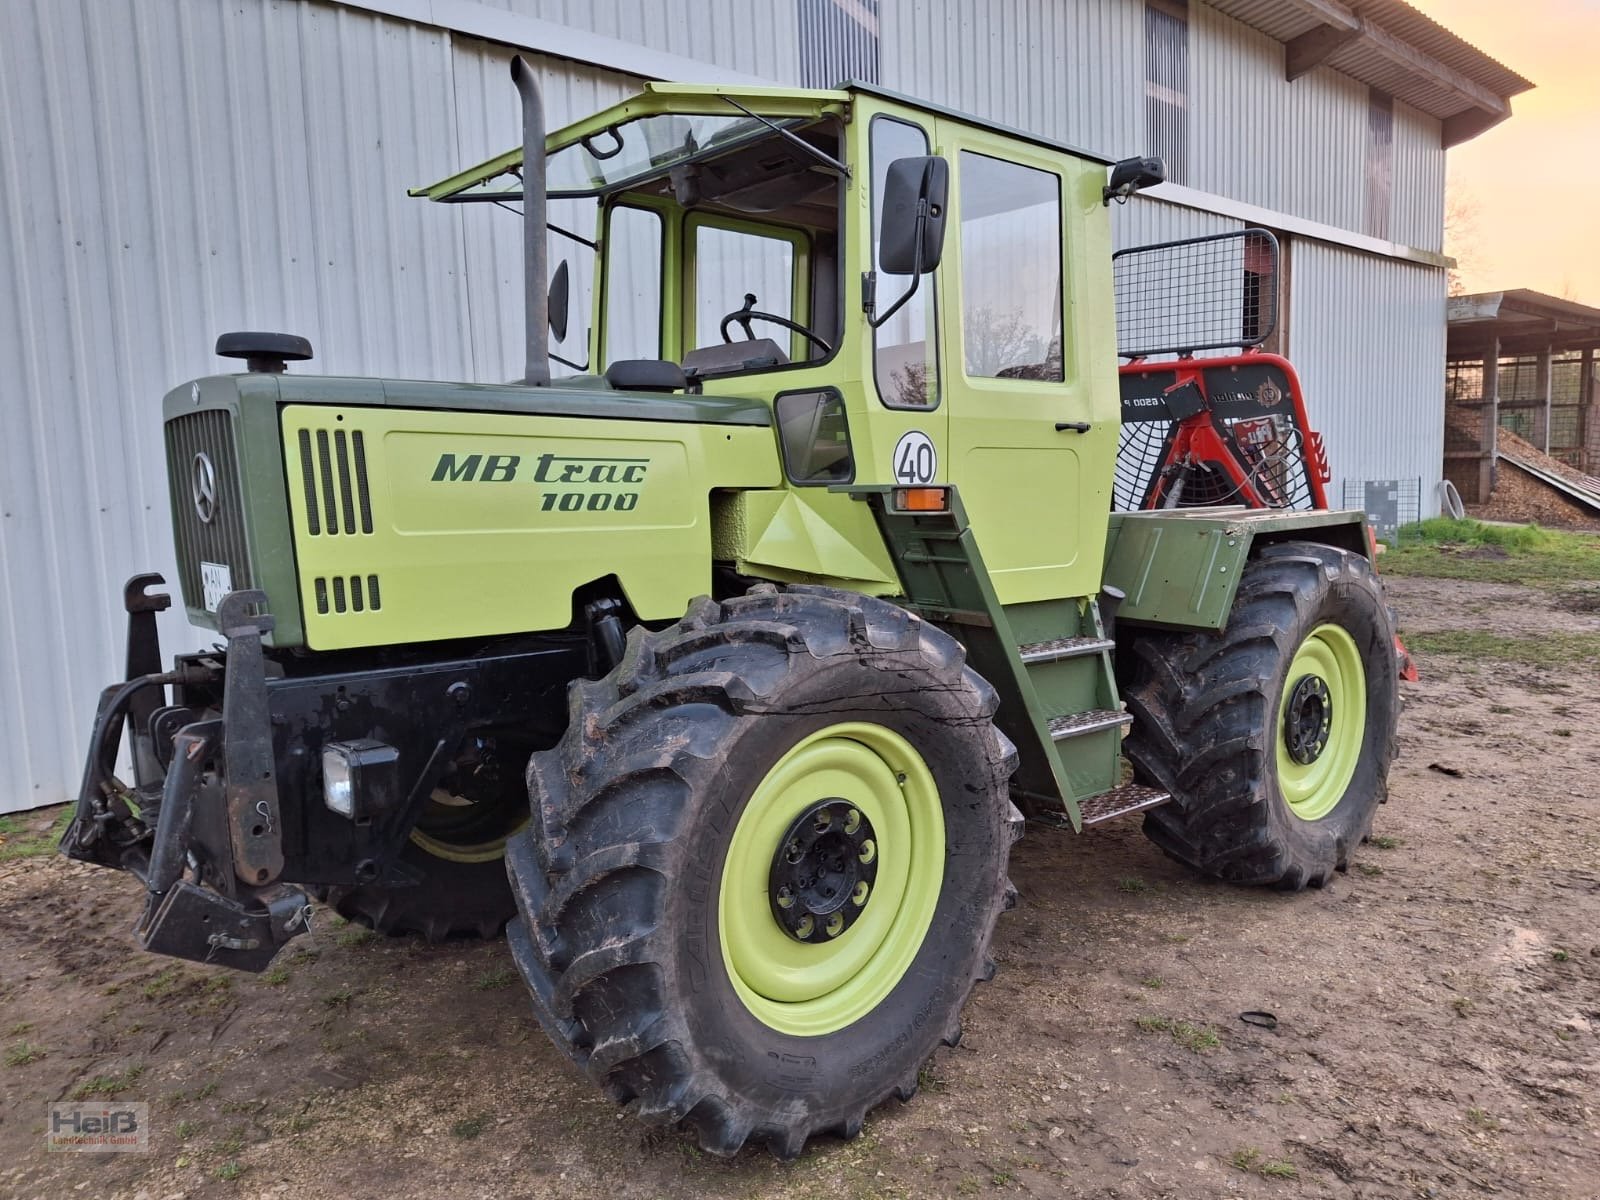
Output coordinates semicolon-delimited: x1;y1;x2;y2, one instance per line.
1277;623;1366;822
718;723;944;1037
408;787;527;864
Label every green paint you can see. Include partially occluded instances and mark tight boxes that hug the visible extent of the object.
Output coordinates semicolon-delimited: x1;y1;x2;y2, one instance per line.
1277;623;1366;822
1104;508;1372;632
718;722;943;1037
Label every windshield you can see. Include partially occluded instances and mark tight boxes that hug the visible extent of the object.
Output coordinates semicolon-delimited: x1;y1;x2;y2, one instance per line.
548;113;799;198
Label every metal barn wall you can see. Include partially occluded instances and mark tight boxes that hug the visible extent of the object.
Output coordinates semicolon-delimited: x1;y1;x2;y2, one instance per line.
0;0;638;811
1112;197;1242;251
880;0;1146;160
1189;2;1371;239
1392;100;1446;251
879;0;1445;253
0;0;1452;810
1291;241;1447;510
474;0;803;83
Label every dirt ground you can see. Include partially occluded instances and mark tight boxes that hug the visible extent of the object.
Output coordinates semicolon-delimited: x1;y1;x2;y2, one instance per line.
2;570;1597;1200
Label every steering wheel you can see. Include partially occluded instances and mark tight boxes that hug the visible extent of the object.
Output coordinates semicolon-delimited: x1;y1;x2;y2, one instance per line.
720;293;833;355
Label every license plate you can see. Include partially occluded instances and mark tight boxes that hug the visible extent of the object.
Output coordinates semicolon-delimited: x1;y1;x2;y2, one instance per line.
201;561;233;612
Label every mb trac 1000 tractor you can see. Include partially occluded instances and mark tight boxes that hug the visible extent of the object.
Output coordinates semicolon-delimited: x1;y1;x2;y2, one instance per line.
64;59;1398;1158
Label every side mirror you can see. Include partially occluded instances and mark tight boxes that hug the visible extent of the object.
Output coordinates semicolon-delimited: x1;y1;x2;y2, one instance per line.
879;156;949;275
1103;156;1166;205
548;259;570;342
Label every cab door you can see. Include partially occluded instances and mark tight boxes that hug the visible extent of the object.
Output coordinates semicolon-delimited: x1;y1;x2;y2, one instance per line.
936;123;1113;606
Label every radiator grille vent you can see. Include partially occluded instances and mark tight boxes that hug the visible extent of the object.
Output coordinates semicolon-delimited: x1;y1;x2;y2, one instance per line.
297;426;374;536
166;409;253;604
314;574;383;615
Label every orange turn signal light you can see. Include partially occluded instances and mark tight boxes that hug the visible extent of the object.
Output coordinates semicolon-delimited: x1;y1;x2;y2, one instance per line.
893;487;949;512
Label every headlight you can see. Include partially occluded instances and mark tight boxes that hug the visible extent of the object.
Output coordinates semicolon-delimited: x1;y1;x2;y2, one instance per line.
322;740;399;821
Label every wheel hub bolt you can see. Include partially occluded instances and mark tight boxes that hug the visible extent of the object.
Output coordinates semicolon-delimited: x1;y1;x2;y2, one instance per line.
768;799;879;944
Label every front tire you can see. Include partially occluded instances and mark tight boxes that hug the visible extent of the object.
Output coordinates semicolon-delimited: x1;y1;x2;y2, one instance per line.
506;585;1020;1157
318;743;531;940
1124;541;1398;889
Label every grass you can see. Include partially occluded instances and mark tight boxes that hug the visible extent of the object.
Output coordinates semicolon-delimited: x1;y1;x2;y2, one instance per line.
142;966;185;1000
451;1115;488;1140
4;1042;46;1067
1116;876;1148;893
176;1119;200;1140
472;967;516;990
1139;976;1165;990
1356;862;1384;877
1369;835;1403;850
0;808;71;863
1230;1147;1298;1179
1405;629;1600;670
1383;519;1600;586
216;1161;245;1182
1551;949;1571;963
1452;997;1474;1017
336;926;377;948
261;965;291;986
70;1064;145;1100
1135;1016;1220;1053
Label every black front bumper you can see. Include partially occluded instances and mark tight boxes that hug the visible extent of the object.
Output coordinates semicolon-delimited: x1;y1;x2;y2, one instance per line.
62;574;581;972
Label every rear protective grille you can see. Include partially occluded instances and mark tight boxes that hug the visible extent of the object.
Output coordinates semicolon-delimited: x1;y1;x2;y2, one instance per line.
166;409;252;606
314;574;383;615
297;426;374;536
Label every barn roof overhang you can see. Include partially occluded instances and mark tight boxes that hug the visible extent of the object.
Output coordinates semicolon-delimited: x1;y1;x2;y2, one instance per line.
1204;0;1534;146
1447;291;1600;359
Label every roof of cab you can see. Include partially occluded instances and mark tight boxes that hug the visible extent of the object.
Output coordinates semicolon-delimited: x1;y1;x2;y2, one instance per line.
411;79;1112;204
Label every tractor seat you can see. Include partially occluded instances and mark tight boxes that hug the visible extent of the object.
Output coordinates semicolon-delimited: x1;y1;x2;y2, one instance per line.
682;338;789;380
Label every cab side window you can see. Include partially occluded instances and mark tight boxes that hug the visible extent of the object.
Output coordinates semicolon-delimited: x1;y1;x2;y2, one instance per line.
604;205;663;363
958;152;1064;381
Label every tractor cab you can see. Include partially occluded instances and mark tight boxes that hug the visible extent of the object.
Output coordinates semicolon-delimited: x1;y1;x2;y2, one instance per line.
414;79;1132;606
412;85;854;389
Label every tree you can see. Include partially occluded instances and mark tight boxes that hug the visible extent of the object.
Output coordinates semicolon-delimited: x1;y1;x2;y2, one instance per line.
963;306;1047;377
1444;182;1480;298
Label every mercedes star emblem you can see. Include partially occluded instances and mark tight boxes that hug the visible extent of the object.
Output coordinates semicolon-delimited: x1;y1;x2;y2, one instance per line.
192;452;218;524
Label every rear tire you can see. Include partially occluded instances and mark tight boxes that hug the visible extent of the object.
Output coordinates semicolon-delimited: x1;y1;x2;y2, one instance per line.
506;585;1020;1158
1124;541;1397;889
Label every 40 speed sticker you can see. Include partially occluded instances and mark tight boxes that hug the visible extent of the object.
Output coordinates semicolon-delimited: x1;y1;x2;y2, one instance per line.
892;430;937;485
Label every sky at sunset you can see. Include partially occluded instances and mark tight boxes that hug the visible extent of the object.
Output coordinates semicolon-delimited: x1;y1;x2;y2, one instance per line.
1406;0;1600;304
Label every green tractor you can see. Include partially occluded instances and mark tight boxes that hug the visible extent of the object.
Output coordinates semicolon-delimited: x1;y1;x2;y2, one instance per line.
64;59;1398;1157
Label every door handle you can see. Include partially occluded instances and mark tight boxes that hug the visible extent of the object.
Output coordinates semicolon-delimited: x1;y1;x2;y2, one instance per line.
1055;421;1091;433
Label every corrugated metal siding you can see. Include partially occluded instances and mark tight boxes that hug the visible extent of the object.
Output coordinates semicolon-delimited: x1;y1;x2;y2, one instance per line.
0;0;639;811
879;1;1442;252
1391;100;1445;251
1111;195;1243;252
0;0;1452;811
1291;241;1446;516
1191;2;1370;233
473;0;802;84
879;0;1144;162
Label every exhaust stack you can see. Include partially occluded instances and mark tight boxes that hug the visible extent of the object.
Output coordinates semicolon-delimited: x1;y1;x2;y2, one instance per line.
511;56;550;387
